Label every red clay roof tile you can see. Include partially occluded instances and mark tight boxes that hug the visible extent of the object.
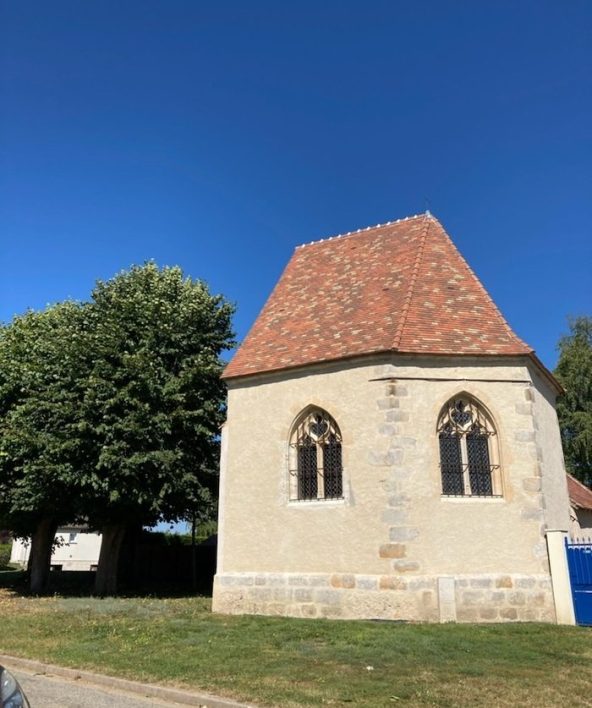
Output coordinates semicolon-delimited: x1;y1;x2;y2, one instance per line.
567;474;592;511
223;213;533;379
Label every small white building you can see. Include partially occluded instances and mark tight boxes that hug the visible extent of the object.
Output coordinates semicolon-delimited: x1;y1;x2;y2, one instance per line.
10;527;102;571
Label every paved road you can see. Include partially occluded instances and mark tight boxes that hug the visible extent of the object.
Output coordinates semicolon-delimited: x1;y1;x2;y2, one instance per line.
14;669;200;708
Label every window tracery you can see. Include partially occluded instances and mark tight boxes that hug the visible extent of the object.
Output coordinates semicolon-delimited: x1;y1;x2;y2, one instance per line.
437;397;500;497
289;409;343;501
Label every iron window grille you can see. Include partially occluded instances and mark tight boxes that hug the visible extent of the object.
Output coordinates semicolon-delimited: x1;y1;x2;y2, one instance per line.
437;397;501;497
289;409;343;501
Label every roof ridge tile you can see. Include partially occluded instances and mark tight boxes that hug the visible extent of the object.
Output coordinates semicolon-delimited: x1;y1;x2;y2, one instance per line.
297;211;428;249
392;213;432;350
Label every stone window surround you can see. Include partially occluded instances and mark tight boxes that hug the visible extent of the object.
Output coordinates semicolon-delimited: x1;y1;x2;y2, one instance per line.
437;393;503;498
287;406;345;504
284;393;508;507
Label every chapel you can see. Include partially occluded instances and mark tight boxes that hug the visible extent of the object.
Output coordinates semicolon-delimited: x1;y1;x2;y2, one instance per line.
213;212;570;623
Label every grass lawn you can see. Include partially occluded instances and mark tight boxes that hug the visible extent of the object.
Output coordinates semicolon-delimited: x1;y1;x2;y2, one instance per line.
0;583;590;707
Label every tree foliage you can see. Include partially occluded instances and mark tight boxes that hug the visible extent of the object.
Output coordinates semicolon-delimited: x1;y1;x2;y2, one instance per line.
0;302;91;591
0;263;234;594
81;263;233;527
0;304;85;528
554;316;592;487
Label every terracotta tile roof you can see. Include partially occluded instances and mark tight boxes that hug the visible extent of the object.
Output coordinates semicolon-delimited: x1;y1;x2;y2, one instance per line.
223;213;533;379
567;474;592;511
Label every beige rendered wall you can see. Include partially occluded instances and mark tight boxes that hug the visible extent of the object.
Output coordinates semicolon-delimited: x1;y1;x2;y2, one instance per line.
215;355;561;622
527;364;571;532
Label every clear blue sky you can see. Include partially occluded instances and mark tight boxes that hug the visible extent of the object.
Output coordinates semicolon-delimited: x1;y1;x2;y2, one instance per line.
1;0;590;370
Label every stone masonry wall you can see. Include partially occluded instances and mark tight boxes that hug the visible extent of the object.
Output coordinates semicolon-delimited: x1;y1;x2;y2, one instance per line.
374;379;421;575
213;571;556;623
216;356;564;624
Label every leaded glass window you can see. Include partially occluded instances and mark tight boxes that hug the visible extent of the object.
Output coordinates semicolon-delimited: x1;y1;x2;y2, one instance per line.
437;397;500;497
290;409;343;501
467;427;493;496
439;425;464;495
297;436;318;500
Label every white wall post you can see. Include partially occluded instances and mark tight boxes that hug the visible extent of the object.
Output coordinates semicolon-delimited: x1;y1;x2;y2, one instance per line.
545;529;576;625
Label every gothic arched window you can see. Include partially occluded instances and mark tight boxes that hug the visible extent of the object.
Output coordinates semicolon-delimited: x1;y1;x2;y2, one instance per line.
437;396;501;497
289;408;343;501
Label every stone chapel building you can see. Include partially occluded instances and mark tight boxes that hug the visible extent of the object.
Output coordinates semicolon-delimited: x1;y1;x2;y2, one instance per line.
213;212;572;623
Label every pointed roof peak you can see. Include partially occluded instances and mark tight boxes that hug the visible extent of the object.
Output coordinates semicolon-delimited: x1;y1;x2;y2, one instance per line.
224;213;533;379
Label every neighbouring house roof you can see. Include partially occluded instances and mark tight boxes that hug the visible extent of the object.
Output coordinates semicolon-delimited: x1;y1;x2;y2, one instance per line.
567;474;592;511
223;212;542;380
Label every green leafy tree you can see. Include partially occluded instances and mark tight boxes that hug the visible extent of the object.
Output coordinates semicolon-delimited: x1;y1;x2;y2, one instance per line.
80;263;234;595
554;316;592;487
0;303;90;593
0;264;233;596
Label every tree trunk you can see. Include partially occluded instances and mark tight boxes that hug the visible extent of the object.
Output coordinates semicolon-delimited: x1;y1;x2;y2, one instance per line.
29;517;58;595
95;522;127;596
191;513;197;593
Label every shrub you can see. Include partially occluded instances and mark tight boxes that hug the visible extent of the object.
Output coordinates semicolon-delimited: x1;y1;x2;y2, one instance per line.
0;542;12;569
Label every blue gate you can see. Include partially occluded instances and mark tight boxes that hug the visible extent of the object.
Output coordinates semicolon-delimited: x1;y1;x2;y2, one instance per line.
566;539;592;626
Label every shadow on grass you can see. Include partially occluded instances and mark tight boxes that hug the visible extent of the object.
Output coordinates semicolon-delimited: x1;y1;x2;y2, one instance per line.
0;569;211;599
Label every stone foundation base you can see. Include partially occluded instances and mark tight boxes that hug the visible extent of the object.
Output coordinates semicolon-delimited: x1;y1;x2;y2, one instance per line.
212;572;556;623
